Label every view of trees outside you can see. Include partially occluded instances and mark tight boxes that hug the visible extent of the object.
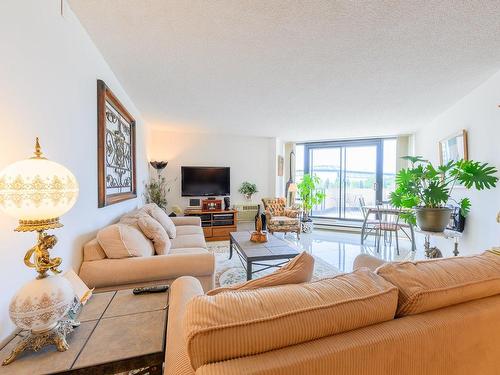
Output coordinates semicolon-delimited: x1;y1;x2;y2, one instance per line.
295;139;397;220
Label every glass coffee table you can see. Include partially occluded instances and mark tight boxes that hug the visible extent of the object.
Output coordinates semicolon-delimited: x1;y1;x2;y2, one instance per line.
229;231;300;280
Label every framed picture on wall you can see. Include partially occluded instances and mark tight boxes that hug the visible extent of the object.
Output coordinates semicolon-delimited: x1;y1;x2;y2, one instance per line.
439;129;468;165
278;155;284;176
97;80;137;207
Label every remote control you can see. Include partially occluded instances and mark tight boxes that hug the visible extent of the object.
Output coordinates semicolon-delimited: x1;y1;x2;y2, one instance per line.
133;285;169;295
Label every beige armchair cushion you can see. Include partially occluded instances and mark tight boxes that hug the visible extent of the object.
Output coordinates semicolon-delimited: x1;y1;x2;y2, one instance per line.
207;252;314;296
283;208;299;218
270;216;299;225
142;203;177;239
262;197;286;216
138;215;171;255
377;251;500;317
183;268;398;370
97;224;155;259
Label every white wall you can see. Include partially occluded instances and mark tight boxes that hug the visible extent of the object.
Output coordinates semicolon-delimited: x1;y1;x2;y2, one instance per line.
0;0;147;341
414;70;500;255
148;128;279;209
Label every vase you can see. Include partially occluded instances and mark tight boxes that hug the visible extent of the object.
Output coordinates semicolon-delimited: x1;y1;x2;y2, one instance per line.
415;207;452;232
301;220;314;233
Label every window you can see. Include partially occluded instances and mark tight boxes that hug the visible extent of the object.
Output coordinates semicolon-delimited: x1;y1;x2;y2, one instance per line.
295;138;397;220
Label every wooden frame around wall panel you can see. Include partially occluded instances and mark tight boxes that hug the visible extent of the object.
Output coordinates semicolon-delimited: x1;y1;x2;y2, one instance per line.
97;80;137;207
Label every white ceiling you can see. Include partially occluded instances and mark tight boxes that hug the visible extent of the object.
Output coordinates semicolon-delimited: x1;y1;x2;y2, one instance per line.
69;0;500;141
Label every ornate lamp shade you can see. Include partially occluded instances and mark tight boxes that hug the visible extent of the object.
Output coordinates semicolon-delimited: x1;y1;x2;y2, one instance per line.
0;139;79;231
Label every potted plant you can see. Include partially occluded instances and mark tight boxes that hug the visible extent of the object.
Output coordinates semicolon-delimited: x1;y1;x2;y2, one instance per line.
390;156;498;232
144;161;174;211
238;181;258;201
297;174;326;233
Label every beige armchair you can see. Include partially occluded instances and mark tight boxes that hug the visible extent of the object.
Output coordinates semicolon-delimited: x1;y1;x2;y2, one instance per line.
262;197;301;239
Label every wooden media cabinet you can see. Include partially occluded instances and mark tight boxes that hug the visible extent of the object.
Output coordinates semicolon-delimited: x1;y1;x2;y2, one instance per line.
184;209;238;241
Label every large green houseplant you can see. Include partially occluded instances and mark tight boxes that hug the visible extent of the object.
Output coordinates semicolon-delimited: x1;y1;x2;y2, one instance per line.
238;181;258;200
297;174;326;222
390;156;498;231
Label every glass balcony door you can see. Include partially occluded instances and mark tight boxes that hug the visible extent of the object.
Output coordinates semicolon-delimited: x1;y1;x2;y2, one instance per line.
304;140;382;220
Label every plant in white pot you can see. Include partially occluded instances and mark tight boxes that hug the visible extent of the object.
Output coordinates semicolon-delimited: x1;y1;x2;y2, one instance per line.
238;181;258;201
390;156;498;232
297;174;326;233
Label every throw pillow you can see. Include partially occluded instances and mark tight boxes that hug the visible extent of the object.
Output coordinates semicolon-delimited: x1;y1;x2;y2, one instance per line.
376;251;500;317
138;215;171;255
184;268;398;370
119;209;150;229
97;224;155;259
141;203;177;239
207;251;314;296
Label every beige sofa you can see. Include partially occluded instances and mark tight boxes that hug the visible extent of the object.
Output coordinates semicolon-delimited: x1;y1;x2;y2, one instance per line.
165;252;500;375
79;216;215;292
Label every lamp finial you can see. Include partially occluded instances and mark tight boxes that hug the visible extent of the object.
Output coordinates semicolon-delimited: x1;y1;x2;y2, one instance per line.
34;137;44;159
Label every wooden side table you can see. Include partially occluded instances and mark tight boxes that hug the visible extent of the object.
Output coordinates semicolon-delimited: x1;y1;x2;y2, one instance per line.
0;288;169;375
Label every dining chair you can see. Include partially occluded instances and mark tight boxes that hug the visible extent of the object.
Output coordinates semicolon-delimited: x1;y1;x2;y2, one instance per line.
359;197;380;244
375;205;401;255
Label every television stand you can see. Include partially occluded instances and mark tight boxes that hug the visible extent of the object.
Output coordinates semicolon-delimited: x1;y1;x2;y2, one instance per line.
184;209;238;241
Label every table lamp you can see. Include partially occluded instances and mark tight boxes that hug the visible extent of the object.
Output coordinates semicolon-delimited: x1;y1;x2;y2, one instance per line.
0;138;79;365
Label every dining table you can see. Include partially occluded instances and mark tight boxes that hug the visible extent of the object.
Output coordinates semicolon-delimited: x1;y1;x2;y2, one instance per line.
360;205;416;252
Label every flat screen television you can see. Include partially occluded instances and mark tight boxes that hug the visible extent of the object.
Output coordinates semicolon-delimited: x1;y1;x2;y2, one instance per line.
181;166;230;196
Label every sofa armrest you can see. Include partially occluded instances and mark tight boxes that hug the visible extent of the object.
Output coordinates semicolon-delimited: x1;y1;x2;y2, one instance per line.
171;216;202;226
165;277;204;375
353;254;388;272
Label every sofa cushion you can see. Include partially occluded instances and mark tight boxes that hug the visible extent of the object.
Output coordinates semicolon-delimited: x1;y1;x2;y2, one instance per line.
119;208;149;229
138;215;171;255
171;234;206;249
141;203;177;239
207;252;314;296
97;224;155;259
176;225;204;236
183;268;398;370
79;251;215;289
83;238;107;261
376;251;500;317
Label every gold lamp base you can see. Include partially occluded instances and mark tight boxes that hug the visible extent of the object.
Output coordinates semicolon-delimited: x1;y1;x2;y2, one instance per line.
2;319;79;366
1;218;75;366
15;218;62;233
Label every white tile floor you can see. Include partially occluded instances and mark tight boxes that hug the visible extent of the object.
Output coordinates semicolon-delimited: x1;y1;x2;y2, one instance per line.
238;222;418;272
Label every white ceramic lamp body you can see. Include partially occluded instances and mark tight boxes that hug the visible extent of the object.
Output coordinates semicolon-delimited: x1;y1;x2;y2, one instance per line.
9;276;75;332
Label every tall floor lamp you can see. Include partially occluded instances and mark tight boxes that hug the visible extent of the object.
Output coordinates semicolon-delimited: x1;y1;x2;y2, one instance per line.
285;150;295;199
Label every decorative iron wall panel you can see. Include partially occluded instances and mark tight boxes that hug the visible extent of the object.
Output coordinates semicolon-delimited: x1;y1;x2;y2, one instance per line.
97;80;137;207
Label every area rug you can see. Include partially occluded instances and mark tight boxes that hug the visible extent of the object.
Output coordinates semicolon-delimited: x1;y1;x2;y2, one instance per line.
207;241;340;288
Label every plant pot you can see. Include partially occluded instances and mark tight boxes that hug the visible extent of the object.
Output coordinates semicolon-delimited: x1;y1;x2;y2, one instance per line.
415;207;452;232
244;194;253;201
301;220;314;234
